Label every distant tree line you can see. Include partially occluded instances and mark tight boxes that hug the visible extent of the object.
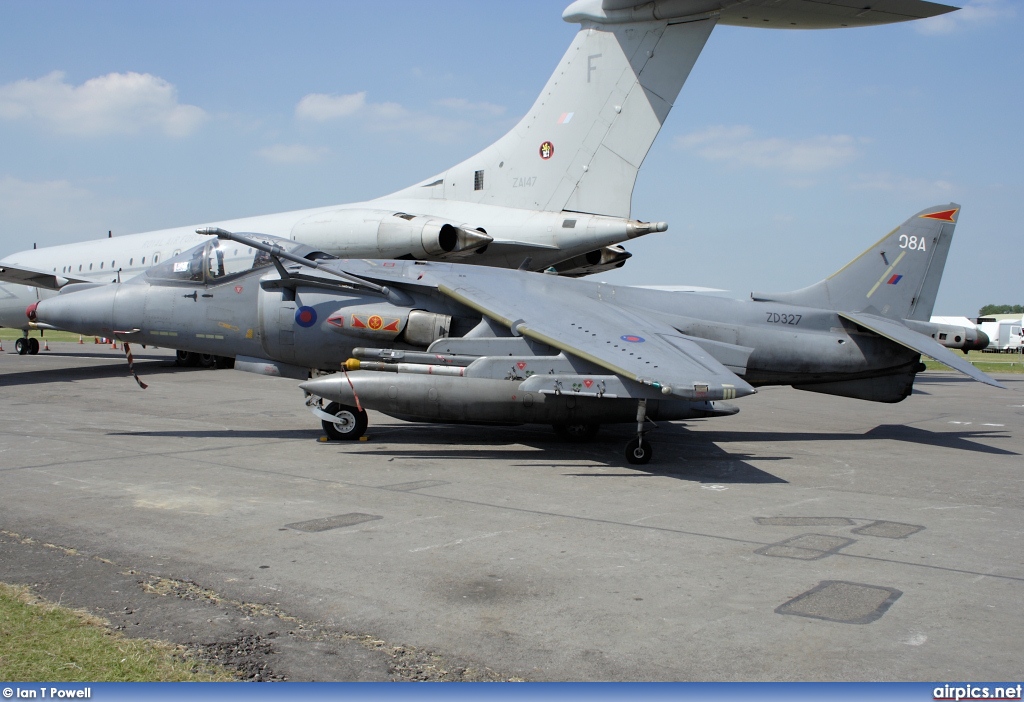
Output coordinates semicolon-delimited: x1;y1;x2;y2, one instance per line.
979;304;1024;316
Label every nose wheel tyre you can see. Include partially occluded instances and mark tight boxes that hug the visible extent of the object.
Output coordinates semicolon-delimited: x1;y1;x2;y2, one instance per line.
322;402;368;441
625;437;653;465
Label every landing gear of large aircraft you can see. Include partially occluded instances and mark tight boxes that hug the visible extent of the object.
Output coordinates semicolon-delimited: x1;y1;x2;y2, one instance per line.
321;402;368;441
14;336;39;355
175;350;199;367
625;398;654;465
553;422;600;442
175;350;234;369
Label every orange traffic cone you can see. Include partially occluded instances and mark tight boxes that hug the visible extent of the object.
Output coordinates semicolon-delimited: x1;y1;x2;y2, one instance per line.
78;335;84;344
43;339;49;351
110;338;117;349
94;337;100;344
0;339;4;351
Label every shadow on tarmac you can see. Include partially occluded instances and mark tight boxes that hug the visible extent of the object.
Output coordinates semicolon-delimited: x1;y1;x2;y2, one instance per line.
107;413;1017;485
0;357;198;386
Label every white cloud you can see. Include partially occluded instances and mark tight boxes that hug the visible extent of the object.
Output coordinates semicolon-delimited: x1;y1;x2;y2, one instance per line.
675;125;860;172
256;143;328;164
915;0;1014;35
294;91;366;121
0;71;206;137
850;172;956;199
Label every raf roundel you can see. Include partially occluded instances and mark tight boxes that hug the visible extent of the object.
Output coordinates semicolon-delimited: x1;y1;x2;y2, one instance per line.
621;335;645;343
295;306;318;328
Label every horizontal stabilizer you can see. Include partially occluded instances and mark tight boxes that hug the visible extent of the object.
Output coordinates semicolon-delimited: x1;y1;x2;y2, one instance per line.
840;311;1005;389
0;263;88;290
564;0;959;29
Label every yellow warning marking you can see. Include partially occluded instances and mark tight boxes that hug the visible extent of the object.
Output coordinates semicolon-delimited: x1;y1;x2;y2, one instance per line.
245;329;254;339
218;321;239;332
866;250;906;299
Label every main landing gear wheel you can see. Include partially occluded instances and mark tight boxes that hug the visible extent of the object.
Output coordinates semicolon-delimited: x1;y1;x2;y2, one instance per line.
175;350;199;367
28;337;39;354
322;402;368;441
625;437;653;465
15;338;28;355
553;422;600;442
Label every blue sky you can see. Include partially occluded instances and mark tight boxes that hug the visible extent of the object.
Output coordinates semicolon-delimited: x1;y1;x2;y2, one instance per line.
0;0;1020;316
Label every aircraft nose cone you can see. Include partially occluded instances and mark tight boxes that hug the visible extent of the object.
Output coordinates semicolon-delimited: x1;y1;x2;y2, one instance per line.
34;285;118;337
974;329;990;350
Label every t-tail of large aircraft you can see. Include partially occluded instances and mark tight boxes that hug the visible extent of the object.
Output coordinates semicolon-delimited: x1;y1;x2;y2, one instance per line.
386;14;716;219
385;0;958;219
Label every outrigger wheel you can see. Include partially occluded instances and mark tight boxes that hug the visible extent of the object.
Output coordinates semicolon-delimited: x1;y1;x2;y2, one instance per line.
625;436;653;465
625;397;653;464
322;402;368;441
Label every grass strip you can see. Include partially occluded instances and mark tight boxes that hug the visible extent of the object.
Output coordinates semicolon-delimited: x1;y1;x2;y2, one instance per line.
0;330;83;342
0;582;234;682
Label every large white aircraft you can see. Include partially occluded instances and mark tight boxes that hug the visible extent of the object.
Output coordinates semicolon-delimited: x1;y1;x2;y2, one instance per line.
0;0;956;356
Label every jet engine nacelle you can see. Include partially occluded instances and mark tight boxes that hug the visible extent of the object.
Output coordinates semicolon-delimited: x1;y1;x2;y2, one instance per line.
905;320;990;352
550;245;631;277
290;208;492;260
